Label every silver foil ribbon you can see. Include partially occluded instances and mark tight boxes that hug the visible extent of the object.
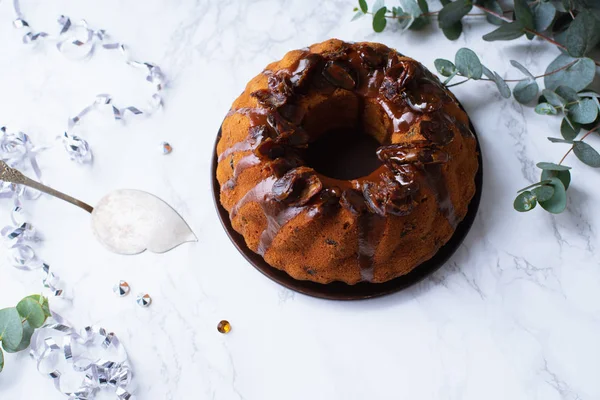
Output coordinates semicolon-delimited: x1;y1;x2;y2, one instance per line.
30;312;135;399
12;0;166;164
1;215;66;298
0;127;43;201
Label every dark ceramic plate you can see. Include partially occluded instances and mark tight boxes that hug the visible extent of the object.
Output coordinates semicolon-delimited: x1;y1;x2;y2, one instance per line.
211;114;483;300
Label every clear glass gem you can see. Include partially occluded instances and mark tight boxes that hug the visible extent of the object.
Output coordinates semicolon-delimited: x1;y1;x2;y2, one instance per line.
136;293;152;307
113;281;130;297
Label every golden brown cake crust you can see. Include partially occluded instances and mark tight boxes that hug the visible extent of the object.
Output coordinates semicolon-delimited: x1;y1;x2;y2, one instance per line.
216;39;479;285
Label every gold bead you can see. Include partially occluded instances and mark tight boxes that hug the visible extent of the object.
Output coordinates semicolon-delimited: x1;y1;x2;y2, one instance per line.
217;320;231;334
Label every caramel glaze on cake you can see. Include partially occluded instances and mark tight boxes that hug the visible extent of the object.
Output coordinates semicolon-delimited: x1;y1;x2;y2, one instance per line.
216;39;478;285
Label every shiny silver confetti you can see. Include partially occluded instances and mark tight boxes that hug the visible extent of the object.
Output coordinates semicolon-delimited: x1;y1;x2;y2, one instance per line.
61;132;92;163
0;127;43;200
161;142;173;155
11;0;167;163
136;293;152;307
30;312;135;399
113;281;130;297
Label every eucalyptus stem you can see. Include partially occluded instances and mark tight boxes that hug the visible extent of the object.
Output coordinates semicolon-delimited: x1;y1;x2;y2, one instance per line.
472;4;513;22
367;8;512;20
446;78;470;87
448;59;578;86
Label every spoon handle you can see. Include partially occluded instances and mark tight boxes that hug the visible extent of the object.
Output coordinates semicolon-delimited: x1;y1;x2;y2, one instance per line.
0;160;94;214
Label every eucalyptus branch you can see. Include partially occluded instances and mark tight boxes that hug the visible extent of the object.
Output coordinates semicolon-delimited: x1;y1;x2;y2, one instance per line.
356;0;600;215
0;295;51;373
559;125;600;165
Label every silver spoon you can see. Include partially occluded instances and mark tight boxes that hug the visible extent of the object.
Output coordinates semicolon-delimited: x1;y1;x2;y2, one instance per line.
1;160;197;255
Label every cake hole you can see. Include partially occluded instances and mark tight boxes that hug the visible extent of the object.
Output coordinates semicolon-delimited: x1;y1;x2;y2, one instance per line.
304;128;382;180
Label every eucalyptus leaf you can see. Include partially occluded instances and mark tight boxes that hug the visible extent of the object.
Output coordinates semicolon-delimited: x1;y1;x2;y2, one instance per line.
544;55;596;92
568;99;599;124
579;92;600;99
359;0;368;13
550;0;567;12
533;185;555;202
26;295;50;318
542;169;571;190
399;0;421;16
517;180;552;193
539;177;567;214
566;13;600;57
536;162;571;171
573;141;600;167
514;0;535;31
409;15;430;30
372;0;385;12
13;322;34;353
351;11;365;21
455;48;483;79
372;7;388;32
483;66;511;98
541;89;565;108
396;10;414;30
548;137;573;143
4;322;34;354
535;103;557;115
442;22;463;40
510;60;535;79
0;308;24;352
438;0;472;29
514;79;539;104
483;21;525;41
561;117;581;140
434;59;456;76
555;86;580;103
483;0;505;26
533;2;556;31
409;0;430;29
514;191;537;212
16;298;46;329
0;347;3;373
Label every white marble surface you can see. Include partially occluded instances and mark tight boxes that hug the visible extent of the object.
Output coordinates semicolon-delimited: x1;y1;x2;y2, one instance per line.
1;0;599;399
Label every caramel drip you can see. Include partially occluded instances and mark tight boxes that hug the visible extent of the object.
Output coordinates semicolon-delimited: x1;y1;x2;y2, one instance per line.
222;154;261;190
219;106;268;168
218;141;256;162
231;177;276;220
423;164;458;229
229;175;313;256
257;205;310;256
377;99;417;134
357;213;386;282
226;107;268;125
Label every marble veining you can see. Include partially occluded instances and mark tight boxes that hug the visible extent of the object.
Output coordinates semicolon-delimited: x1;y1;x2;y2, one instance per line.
0;0;599;399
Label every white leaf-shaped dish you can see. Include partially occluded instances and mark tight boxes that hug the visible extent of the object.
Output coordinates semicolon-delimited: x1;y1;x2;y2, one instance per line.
91;189;197;255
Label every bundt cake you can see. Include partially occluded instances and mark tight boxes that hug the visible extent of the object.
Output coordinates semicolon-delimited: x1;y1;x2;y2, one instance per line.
216;39;478;285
